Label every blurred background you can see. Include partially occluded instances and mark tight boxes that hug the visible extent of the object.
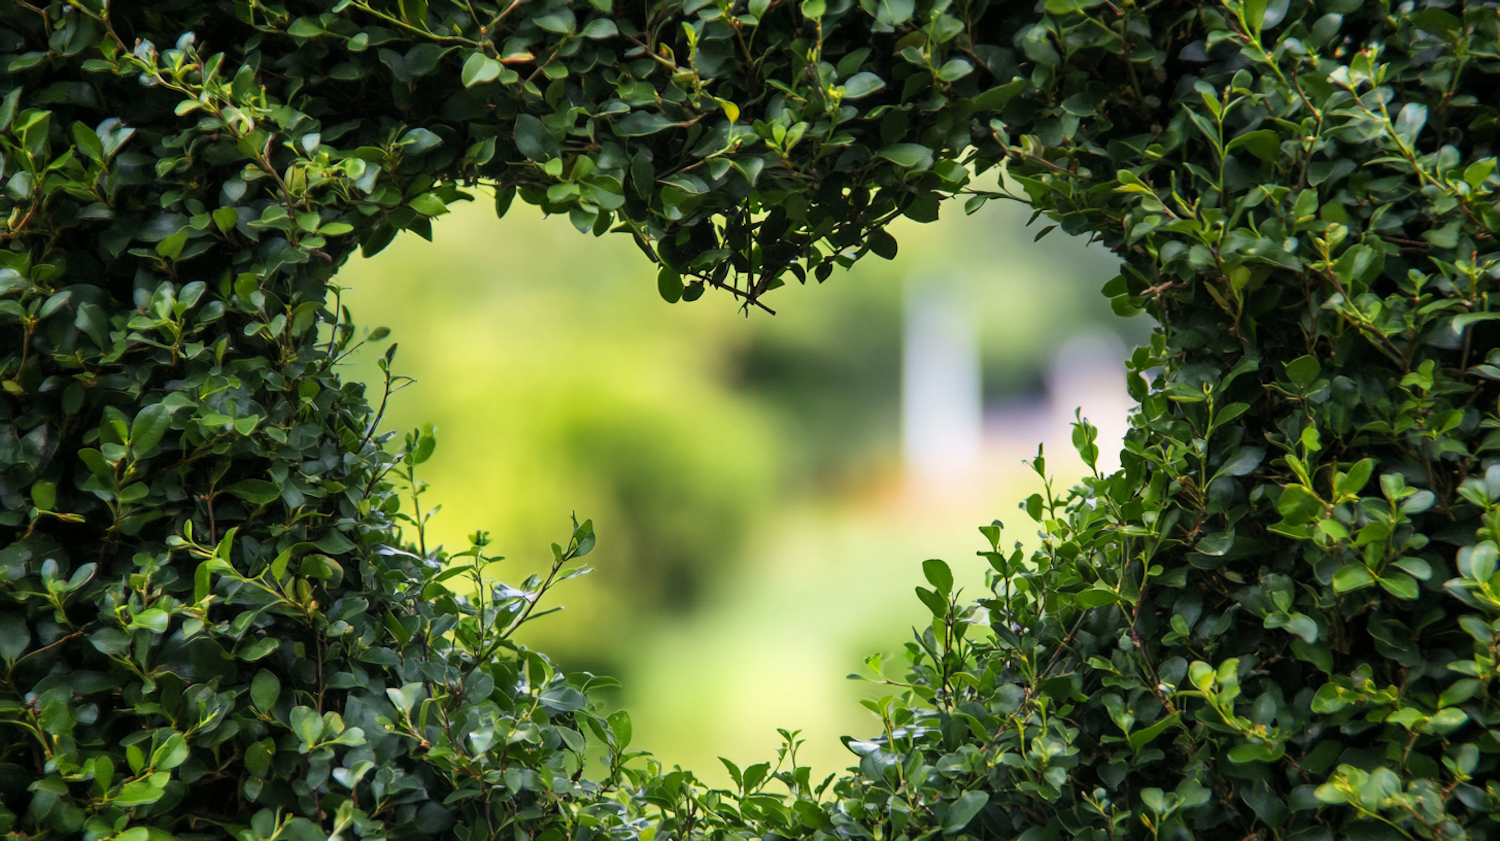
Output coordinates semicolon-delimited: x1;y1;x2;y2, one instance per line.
335;176;1151;785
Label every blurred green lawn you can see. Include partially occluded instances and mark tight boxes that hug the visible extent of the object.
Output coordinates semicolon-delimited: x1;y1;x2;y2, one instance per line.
335;186;1136;784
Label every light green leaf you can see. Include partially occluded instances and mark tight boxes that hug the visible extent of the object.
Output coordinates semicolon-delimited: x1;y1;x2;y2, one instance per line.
937;59;973;82
582;18;618;38
461;53;502;87
409;193;448;216
289;706;324;747
877;143;932;168
842;72;885;99
1331;564;1375;594
922;559;953;593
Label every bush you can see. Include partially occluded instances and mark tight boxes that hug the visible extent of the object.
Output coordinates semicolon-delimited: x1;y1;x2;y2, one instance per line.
2;1;1498;840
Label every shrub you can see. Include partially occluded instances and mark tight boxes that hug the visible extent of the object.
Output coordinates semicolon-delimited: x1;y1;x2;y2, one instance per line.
2;1;1498;840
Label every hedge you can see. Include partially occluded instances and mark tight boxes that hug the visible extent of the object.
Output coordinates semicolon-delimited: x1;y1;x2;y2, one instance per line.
2;1;1498;840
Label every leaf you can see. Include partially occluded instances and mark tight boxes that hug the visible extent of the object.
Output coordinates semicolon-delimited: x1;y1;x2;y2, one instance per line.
1215;447;1264;479
1377;573;1419;600
1243;0;1266;33
240;638;280;661
1226;129;1280;162
540;685;587;712
922;559;954;594
1331;564;1375;594
399;0;428;24
608;709;632;749
1401;490;1435;515
1281;613;1319;643
409;192;448;216
615;111;677;137
937;59;973;82
719;757;743;788
287;16;327;38
114;780;166;807
31;480;56;511
1074;583;1120;607
130;403;171;455
156;230;188;260
657;266;683;303
874;0;914;25
387;682;424;712
251;670;280;712
514;115;560;161
70;121;103;162
1460;542;1497;580
461;53;502;87
532;10;575;32
194;560;213;603
1392;557;1431;580
1196;529;1235;556
1025;493;1044;522
1450;310;1500;332
213;206;239;233
400;127;443;154
0;88;21;133
225;479;282;505
289;706;324;746
1127;713;1181;751
1285;355;1320;387
0;613;30;663
1410;7;1460;35
151;733;190;771
968;80;1027;113
943;791;988;835
842;72;886;99
1228;740;1285;764
915;586;947;616
877;144;932;168
1394;102;1427;145
1060;94;1097;116
868;228;898;259
582;18;618;38
132;609;170;633
1276;485;1322;526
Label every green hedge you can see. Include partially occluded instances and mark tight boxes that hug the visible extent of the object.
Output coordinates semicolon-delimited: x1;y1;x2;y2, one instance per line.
2;1;1498;840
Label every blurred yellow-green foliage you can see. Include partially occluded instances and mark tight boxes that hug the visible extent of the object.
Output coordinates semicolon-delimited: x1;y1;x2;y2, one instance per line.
336;188;1136;783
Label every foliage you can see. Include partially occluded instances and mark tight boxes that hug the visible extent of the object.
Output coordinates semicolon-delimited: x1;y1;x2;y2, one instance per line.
2;0;1500;840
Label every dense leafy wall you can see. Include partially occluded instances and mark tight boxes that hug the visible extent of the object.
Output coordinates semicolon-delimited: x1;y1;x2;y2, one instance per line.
3;0;1500;840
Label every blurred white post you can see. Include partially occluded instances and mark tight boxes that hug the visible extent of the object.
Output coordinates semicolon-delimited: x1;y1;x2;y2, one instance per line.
1048;333;1131;475
902;278;982;490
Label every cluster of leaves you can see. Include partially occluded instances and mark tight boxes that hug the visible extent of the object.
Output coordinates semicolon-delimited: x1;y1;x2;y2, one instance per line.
6;0;1500;840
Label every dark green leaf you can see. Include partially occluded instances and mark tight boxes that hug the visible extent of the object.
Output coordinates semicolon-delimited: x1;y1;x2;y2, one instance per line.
514;115;560;161
615;111;677;137
130;403;171;455
225;479;281;505
943;791;988;835
1226;129;1281;162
